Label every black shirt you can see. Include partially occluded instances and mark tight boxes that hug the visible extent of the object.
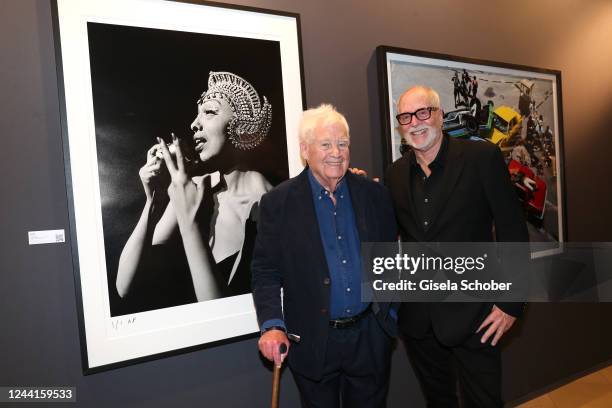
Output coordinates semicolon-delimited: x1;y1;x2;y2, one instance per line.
408;135;449;232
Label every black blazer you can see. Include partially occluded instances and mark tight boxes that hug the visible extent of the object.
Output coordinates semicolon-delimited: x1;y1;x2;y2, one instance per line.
251;168;398;380
385;137;528;346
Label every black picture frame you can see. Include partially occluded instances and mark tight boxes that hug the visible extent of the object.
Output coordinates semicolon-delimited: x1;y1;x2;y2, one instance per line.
52;0;306;374
376;46;567;254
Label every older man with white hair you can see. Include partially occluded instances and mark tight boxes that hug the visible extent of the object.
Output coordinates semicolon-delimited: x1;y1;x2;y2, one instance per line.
251;104;398;407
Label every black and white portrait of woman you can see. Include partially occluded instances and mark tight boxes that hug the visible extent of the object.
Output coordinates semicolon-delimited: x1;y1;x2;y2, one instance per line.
116;71;273;306
87;23;290;316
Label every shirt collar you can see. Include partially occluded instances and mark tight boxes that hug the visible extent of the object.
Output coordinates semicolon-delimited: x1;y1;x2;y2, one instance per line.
307;168;347;199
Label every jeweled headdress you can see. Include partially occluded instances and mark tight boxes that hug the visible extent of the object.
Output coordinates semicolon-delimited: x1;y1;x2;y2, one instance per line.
198;71;272;150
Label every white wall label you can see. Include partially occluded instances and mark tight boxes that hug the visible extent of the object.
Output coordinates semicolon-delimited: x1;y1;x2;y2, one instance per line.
28;229;66;245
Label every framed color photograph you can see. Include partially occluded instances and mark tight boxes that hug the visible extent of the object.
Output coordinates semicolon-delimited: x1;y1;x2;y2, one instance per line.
53;0;305;373
377;46;566;255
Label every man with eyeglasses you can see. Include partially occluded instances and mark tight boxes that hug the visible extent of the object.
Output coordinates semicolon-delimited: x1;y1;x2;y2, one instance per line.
385;86;528;407
252;104;398;407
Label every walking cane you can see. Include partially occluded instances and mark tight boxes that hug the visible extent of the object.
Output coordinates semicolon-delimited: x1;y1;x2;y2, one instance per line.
271;343;287;408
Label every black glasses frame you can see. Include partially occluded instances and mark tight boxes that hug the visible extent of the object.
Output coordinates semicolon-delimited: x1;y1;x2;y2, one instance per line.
395;107;439;125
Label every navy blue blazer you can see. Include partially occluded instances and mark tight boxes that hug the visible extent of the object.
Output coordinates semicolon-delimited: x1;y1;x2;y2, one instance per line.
251;168;398;380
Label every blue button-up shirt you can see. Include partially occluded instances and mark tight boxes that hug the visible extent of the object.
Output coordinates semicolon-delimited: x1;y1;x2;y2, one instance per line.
259;170;369;333
307;170;368;319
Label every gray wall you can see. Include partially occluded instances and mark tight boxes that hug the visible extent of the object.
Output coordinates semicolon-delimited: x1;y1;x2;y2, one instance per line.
1;0;611;406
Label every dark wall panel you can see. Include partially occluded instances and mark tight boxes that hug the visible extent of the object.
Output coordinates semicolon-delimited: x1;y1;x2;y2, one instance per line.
1;0;611;407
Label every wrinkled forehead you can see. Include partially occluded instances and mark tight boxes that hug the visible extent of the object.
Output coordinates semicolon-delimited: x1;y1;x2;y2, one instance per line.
398;89;438;112
313;121;349;141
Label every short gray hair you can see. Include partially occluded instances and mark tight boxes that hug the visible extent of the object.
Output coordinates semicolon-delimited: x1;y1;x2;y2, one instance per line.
298;104;349;144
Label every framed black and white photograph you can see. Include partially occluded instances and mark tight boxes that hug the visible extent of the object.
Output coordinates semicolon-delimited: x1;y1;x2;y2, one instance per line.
53;0;305;373
377;46;566;256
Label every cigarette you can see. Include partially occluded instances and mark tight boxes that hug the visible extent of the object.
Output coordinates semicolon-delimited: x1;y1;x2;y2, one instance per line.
155;143;177;159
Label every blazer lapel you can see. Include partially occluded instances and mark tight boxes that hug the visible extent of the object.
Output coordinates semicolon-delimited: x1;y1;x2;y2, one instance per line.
395;155;423;240
291;169;330;277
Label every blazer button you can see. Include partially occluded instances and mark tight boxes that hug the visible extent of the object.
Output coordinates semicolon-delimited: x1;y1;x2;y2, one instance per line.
323;278;330;285
320;308;327;314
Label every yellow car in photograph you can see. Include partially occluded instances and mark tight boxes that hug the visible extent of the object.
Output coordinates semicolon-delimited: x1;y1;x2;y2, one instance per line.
489;105;522;145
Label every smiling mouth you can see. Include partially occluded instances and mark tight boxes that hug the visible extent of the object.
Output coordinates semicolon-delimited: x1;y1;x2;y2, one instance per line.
410;128;428;136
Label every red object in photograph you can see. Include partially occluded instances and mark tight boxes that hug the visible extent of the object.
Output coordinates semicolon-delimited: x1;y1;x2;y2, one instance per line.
508;159;547;219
